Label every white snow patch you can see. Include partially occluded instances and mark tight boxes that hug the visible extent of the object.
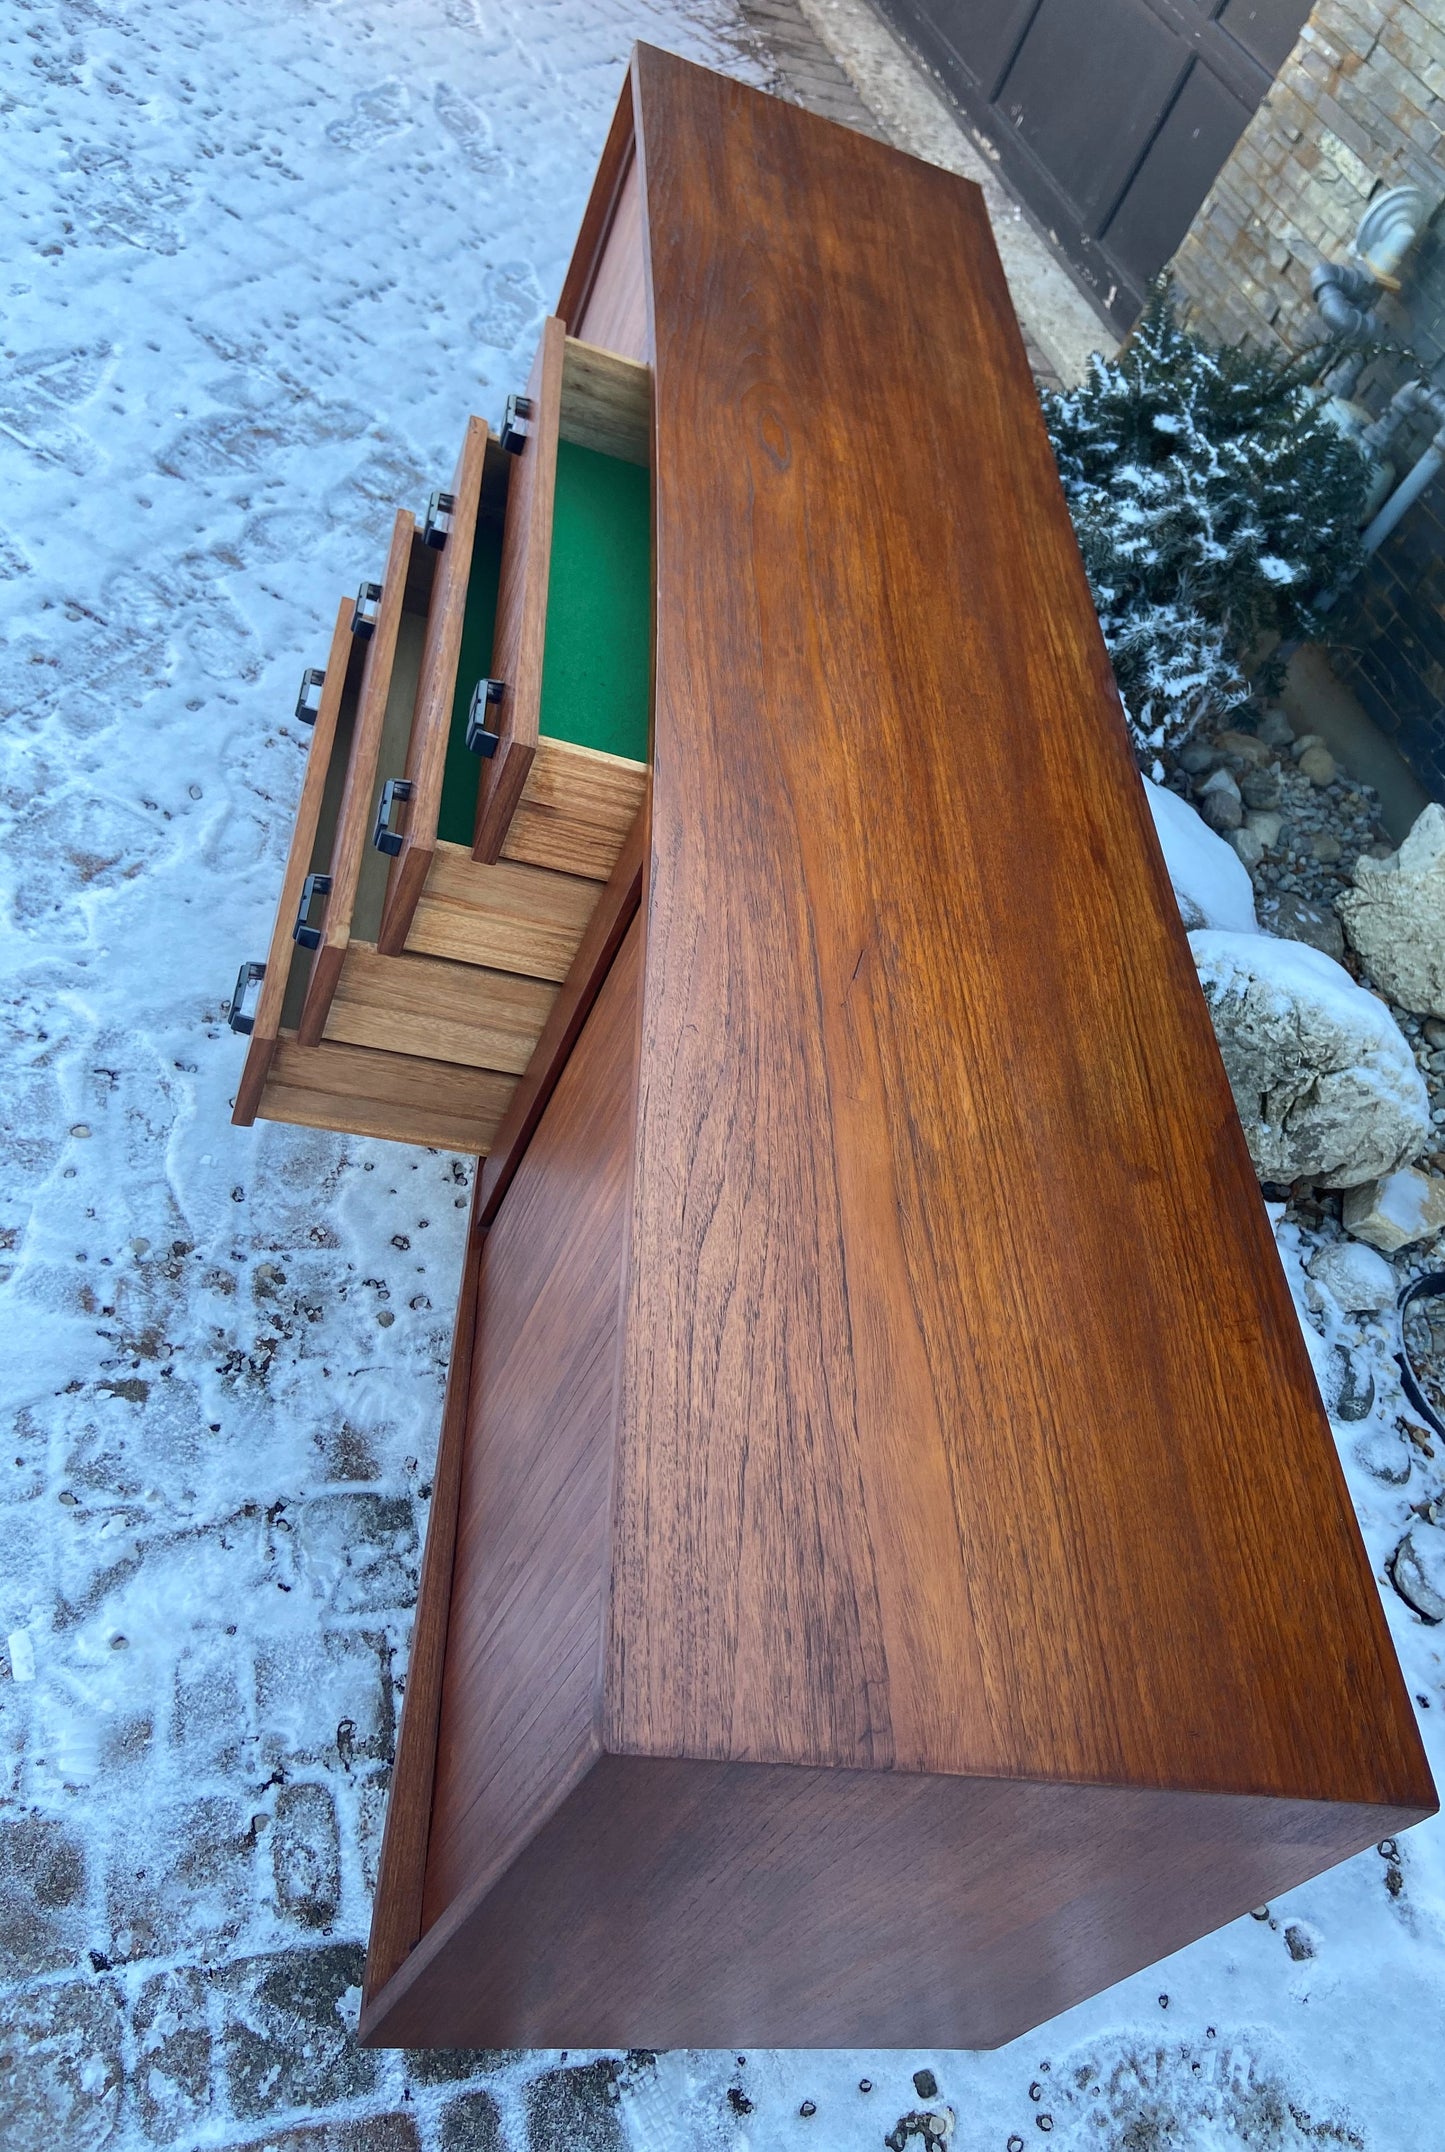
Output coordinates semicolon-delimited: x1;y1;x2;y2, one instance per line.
1143;774;1260;932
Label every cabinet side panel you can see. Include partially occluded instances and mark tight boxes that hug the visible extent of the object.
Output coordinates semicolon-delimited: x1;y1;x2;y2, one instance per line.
365;1752;1428;2049
420;914;642;1931
572;148;649;362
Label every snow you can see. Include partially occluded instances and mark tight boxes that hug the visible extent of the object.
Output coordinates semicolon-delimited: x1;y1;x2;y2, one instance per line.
1;1;1444;2148
1143;774;1260;932
1369;1167;1435;1240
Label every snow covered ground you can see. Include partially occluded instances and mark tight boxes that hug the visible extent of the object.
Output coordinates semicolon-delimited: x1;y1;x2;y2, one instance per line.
1;1;1443;2147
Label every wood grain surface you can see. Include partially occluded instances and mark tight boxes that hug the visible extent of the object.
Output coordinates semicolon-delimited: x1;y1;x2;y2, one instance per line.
363;1176;486;2006
363;51;1433;2052
558;78;637;337
377;418;488;955
403;844;600;980
473;321;565;863
321;944;557;1074
560;338;651;465
479;793;647;1226
570;141;649;364
299;512;417;1045
233;597;354;1125
259;1033;515;1153
608;46;1432;1811
420;914;643;1930
499;736;647;879
364;1753;1426;2050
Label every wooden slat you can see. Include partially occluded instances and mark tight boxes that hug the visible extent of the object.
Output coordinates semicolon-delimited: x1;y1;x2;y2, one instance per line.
298;511;417;1046
405;844;599;981
499;737;647;879
363;1176;486;2006
480;794;647;1225
322;944;557;1075
558;72;638;334
377;419;489;956
258;1034;515;1154
233;598;353;1126
473;319;565;864
560;338;651;465
572;139;649;363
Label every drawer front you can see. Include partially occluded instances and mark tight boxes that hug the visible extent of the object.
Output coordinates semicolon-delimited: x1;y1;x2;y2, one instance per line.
404;846;599;982
257;1034;516;1155
321;944;557;1076
473;321;566;863
298;508;420;1044
500;737;647;880
231;596;362;1126
375;417;492;953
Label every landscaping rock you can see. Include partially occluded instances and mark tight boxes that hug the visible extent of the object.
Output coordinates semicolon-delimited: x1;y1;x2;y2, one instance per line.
1309;831;1342;864
1325;1343;1375;1422
1189;930;1430;1188
1258;890;1345;962
1229;825;1265;869
1336;804;1445;1017
1298;744;1338;787
1217;728;1274;767
1342;1167;1445;1253
1388;1521;1445;1624
1198;767;1243;832
1257;706;1295;748
1143;779;1258;933
1244;809;1283;850
1353;1423;1412;1485
1306;1240;1397;1314
1241;768;1282;810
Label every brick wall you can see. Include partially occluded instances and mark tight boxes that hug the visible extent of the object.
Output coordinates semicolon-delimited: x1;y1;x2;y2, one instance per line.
1168;0;1445;803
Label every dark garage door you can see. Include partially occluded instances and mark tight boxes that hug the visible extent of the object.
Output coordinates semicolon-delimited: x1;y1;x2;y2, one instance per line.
871;0;1312;331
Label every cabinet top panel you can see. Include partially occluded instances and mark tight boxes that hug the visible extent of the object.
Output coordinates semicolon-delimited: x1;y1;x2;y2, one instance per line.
607;48;1432;1816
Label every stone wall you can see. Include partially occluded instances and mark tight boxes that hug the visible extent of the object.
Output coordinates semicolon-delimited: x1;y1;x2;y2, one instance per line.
1168;0;1445;803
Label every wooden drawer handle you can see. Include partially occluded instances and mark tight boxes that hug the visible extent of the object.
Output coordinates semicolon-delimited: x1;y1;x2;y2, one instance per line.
373;777;413;857
292;871;333;951
228;959;265;1036
294;667;326;727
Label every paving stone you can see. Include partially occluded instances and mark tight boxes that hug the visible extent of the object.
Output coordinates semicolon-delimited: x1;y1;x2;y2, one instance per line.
0;1812;88;1979
272;1781;342;1929
130;1965;212;2144
404;2045;517;2086
297;1493;418;1615
255;1626;395;1773
172;1633;252;1776
0;1974;124;2152
105;1794;253;1963
440;2086;506;2150
524;2059;625;2152
226;2117;422;2152
221;1943;376;2118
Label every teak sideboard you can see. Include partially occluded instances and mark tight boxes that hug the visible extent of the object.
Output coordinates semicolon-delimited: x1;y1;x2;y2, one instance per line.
231;48;1435;2049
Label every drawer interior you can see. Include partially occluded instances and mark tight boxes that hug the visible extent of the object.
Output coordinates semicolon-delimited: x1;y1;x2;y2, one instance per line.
436;437;649;846
353;539;438;942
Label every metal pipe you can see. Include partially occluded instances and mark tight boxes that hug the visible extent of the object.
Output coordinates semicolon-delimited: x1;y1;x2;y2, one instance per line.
1310;259;1379;340
1361;434;1445;554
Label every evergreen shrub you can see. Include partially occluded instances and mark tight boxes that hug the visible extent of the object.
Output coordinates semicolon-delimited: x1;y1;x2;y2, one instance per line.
1044;284;1369;765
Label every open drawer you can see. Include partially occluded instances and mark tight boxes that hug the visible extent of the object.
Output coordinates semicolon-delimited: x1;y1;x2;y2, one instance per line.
227;533;548;1155
374;320;651;960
